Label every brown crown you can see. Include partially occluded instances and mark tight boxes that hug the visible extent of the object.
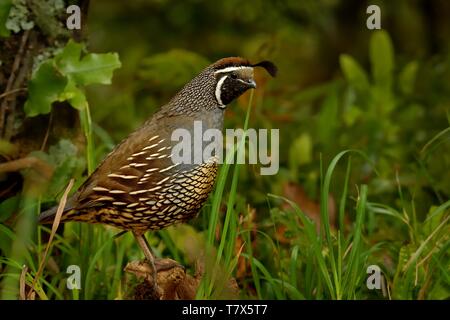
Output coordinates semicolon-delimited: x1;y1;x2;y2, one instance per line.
212;57;251;69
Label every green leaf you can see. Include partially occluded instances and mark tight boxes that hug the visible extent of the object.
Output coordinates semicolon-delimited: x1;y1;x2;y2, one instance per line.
0;0;12;37
56;40;121;86
55;39;84;66
370;30;394;88
61;79;88;110
24;61;67;117
24;40;121;117
399;61;418;95
73;52;121;85
339;54;369;92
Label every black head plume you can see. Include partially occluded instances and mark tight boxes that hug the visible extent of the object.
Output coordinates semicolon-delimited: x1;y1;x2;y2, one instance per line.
252;60;278;77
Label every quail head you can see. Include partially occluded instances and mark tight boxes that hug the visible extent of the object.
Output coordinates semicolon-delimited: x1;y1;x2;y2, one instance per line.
39;57;277;278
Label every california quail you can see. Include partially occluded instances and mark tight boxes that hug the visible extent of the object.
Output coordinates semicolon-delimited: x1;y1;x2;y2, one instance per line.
39;57;277;281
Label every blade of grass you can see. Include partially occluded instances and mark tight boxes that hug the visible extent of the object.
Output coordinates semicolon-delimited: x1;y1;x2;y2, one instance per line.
343;184;367;299
339;156;352;232
27;179;74;299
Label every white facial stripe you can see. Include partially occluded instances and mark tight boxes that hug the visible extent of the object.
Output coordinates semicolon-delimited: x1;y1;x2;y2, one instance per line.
215;75;227;107
214;66;253;74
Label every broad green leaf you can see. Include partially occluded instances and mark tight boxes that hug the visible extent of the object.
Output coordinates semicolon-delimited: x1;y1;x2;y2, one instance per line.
399;61;418;95
339;54;369;92
0;0;12;37
72;52;121;85
370;30;394;88
55;39;84;67
24;40;121;117
56;40;121;86
24;61;67;116
61;79;88;110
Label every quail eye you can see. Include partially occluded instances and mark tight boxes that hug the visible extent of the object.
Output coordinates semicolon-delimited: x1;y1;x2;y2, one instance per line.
230;73;238;80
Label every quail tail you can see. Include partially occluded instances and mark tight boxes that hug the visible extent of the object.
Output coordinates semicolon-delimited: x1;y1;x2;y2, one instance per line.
38;198;75;224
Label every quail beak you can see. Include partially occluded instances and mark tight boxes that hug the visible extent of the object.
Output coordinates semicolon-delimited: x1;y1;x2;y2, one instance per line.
247;79;257;89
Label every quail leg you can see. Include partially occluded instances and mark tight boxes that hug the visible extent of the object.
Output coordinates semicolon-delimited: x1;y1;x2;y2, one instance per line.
133;232;158;288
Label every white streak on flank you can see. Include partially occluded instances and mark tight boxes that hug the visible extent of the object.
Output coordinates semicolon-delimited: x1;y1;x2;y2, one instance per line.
156;176;170;185
127;203;139;208
112;202;127;206
148;186;162;192
146;168;158;173
129;163;147;168
129;189;148;195
109;190;126;194
97;196;114;202
148;153;160;158
93;186;109;192
108;173;138;179
148;135;159;142
215;75;227;107
158;163;179;173
143;143;159;151
214;66;252;74
120;165;130;169
131;151;147;157
157;147;167;152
